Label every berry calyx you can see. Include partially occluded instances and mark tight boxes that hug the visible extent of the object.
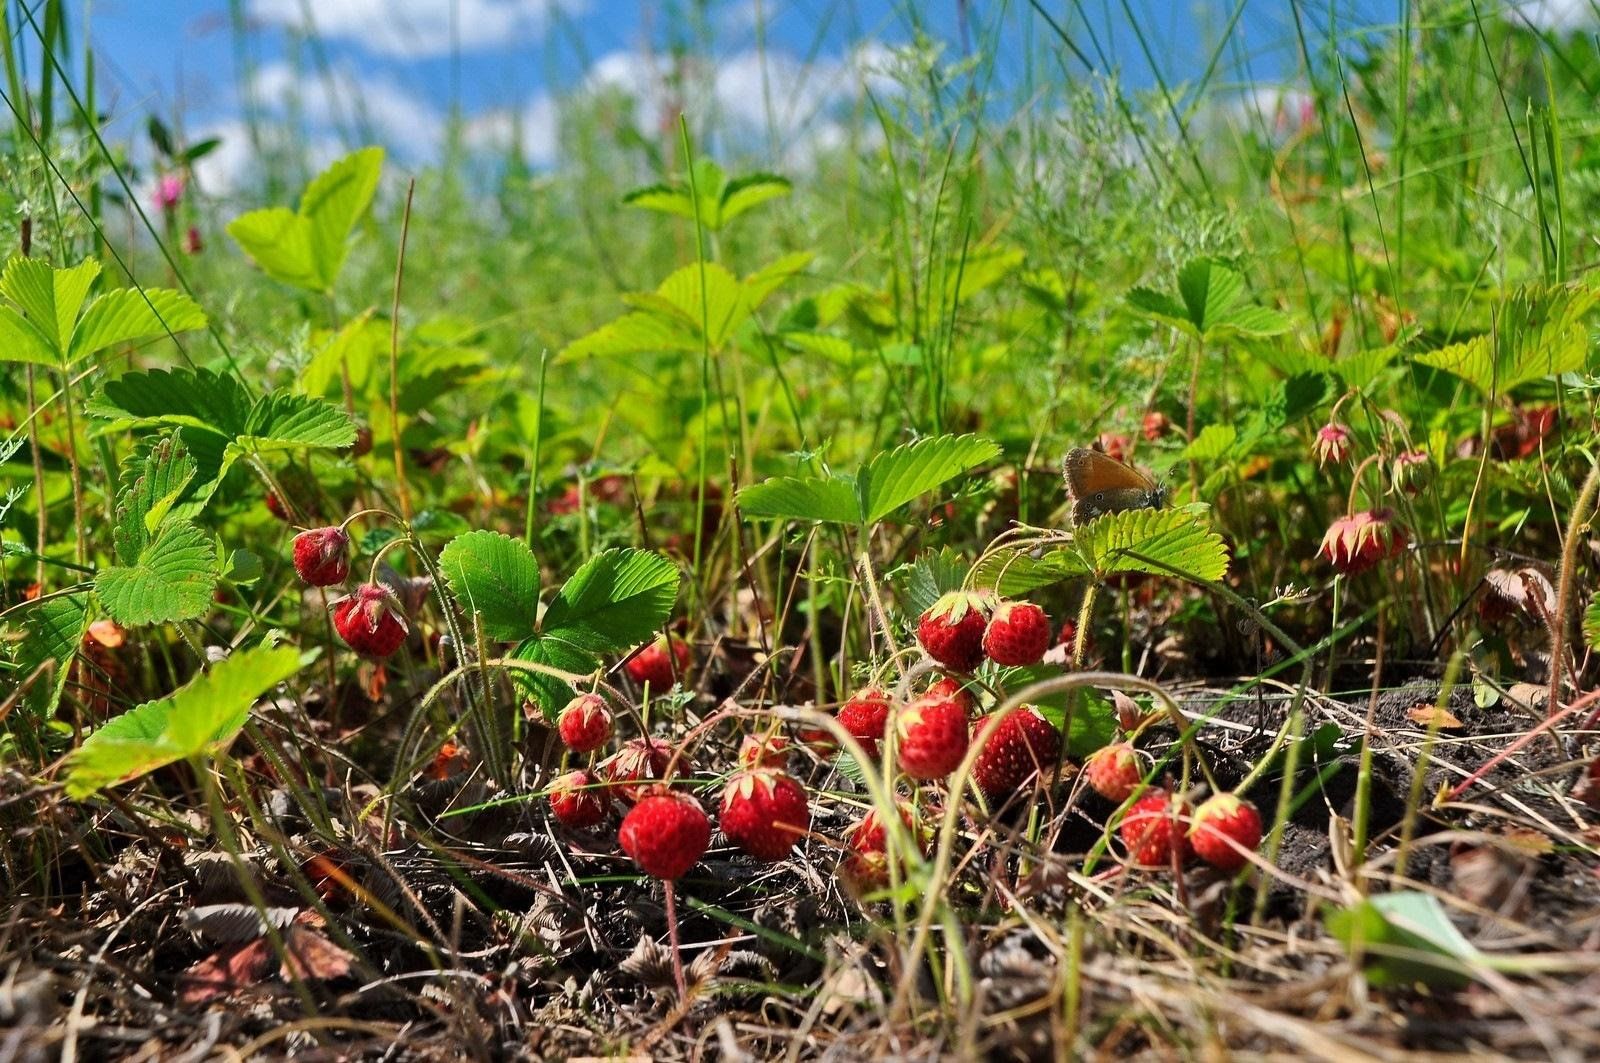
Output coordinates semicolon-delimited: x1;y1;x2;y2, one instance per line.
600;737;689;802
719;769;810;862
1083;742;1146;803
548;770;610;829
291;526;351;587
737;733;792;771
625;635;692;691
618;788;710;880
1118;789;1191;868
895;688;971;781
1188;793;1263;872
1318;509;1408;575
916;592;993;671
557;693;613;753
982;600;1051;667
330;583;410;658
970;706;1062;803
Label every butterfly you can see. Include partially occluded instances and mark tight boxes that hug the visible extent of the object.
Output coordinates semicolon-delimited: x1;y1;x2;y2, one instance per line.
1062;447;1167;526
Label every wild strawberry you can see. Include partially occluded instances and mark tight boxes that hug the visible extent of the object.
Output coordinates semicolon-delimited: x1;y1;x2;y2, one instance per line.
925;675;976;714
618;788;710;880
838;687;893;758
719;769;810;862
1142;411;1171;441
557;693;612;753
982;600;1051;666
1312;422;1351;466
625;635;692;690
895;688;970;781
600;737;689;802
737;733;792;770
1188;793;1263;872
1097;431;1131;463
1083;742;1146;803
1318;509;1408;575
1119;790;1191;868
291;526;351;587
548;770;610;829
970;706;1062;803
839;803;925;896
266;492;290;522
916;591;993;671
1391;449;1432;494
331;583;409;658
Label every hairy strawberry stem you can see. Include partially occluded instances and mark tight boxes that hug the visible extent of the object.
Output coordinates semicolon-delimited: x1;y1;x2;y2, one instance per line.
1548;458;1600;715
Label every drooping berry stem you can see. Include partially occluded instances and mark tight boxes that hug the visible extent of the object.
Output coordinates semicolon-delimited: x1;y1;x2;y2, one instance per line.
663;880;688;1002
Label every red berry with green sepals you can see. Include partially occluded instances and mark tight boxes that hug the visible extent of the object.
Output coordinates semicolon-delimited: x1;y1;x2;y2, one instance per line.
895;688;971;781
548;769;610;829
925;676;976;714
916;591;993;671
1083;741;1146;803
838;687;893;758
737;733;792;771
292;526;351;587
982;600;1051;666
1188;793;1263;872
626;635;692;690
331;583;410;658
557;693;612;753
839;803;925;896
1118;789;1191;868
970;706;1062;803
719;769;810;862
618;788;710;880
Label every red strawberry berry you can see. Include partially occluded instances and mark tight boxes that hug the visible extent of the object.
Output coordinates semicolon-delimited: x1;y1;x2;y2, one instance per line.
838;687;893;758
895;688;971;781
982;600;1051;666
1083;742;1146;803
600;737;689;802
839;804;925;896
737;733;791;770
618;788;710;880
291;526;351;586
925;676;976;714
1118;789;1191;868
1188;793;1263;872
625;635;692;690
548;769;610;829
266;492;290;522
331;583;410;658
970;706;1062;802
1318;508;1408;575
557;693;612;753
719;769;810;861
916;592;993;671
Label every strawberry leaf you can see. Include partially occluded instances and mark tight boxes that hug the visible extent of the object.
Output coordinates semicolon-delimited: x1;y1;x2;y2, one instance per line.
509;637;600;721
228;147;383;292
737;475;861;525
95;519;219;626
65;644;305;798
540;548;681;653
858;433;1000;524
438;531;541;642
2;592;90;721
1077;508;1229;583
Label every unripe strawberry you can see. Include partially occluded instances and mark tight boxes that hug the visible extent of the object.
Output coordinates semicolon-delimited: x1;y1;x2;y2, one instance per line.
331;583;409;658
895;688;970;781
737;733;792;770
838;687;893;758
1312;422;1351;466
916;591;993;671
719;769;809;861
1083;741;1146;803
982;601;1051;666
625;635;692;690
1188;793;1263;872
557;693;612;753
970;706;1062;802
1118;789;1191;868
548;769;610;829
291;526;351;586
618;788;710;880
1318;509;1408;575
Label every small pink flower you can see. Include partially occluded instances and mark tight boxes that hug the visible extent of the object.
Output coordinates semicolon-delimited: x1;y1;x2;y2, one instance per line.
152;173;184;212
1312;422;1351;466
1318;509;1408;575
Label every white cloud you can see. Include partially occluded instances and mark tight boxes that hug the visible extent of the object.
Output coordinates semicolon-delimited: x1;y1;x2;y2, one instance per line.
249;61;444;157
1505;0;1599;30
248;0;589;58
462;95;561;167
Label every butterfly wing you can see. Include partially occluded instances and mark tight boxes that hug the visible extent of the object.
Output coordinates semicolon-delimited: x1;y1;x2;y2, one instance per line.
1063;447;1163;525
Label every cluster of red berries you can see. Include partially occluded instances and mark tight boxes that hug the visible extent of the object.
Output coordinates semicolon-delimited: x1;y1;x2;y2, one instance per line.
545;692;811;882
291;525;412;658
915;591;1054;672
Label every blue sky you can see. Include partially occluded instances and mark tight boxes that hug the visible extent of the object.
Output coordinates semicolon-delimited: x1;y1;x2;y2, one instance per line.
65;0;1584;191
